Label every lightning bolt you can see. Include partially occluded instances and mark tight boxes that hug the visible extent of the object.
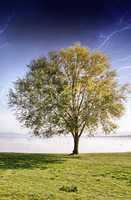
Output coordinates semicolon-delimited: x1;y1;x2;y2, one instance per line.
96;25;131;50
93;12;131;86
94;11;131;51
0;14;14;35
0;13;14;49
119;11;128;25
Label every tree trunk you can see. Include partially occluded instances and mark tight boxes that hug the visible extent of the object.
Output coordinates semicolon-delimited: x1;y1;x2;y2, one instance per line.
72;134;79;155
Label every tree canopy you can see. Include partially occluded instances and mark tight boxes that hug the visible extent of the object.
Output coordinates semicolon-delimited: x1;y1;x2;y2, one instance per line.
9;43;127;154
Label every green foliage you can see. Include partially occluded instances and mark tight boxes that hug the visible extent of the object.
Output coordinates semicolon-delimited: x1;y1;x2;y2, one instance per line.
8;43;128;153
0;153;131;199
59;185;78;192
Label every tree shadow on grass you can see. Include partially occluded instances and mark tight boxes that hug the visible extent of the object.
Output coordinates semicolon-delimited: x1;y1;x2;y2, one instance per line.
0;153;65;170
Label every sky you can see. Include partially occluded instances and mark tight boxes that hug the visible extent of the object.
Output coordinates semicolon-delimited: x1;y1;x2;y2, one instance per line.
0;0;131;134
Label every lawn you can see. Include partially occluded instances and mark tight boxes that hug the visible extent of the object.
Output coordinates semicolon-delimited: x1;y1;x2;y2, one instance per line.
0;153;131;199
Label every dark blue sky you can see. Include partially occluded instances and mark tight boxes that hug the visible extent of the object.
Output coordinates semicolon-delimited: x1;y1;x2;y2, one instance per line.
1;0;131;133
0;0;131;78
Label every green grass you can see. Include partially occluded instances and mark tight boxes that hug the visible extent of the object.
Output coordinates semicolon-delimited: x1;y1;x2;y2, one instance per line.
0;153;131;199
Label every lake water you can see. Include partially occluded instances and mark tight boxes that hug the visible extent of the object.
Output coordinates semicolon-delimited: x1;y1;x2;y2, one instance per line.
0;133;131;153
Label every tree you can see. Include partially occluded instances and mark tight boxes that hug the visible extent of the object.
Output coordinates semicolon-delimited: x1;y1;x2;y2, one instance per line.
9;43;127;154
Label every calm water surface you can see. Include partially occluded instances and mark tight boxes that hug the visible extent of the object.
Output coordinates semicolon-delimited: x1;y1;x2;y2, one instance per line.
0;133;131;153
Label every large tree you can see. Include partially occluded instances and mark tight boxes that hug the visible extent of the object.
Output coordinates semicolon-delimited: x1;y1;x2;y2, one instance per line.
9;44;127;154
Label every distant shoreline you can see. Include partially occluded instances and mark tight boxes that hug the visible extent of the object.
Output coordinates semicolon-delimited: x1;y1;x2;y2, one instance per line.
0;133;131;139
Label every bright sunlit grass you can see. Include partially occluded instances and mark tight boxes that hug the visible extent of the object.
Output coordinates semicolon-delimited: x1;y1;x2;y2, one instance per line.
0;153;131;199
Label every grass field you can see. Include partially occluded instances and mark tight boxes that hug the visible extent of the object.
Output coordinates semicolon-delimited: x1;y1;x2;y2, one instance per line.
0;153;131;199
